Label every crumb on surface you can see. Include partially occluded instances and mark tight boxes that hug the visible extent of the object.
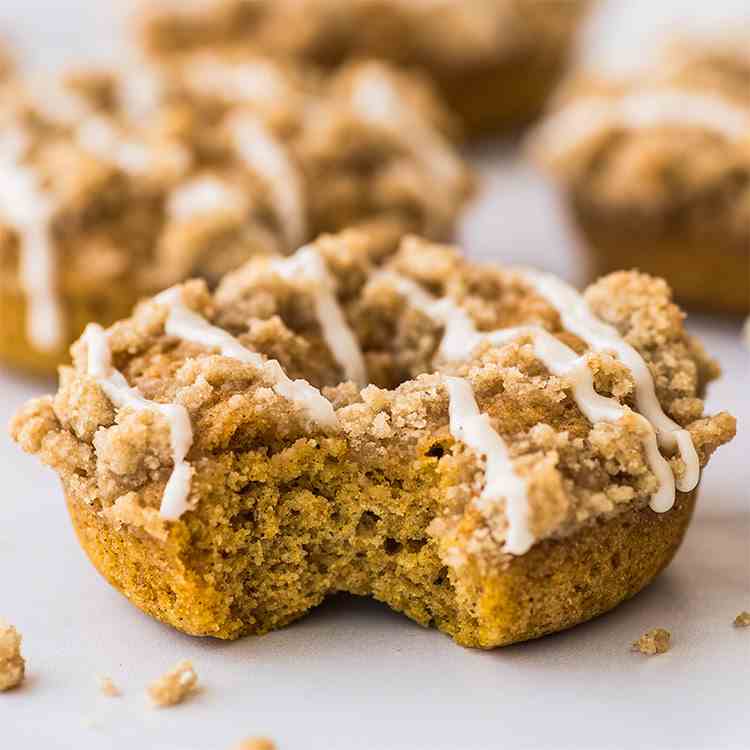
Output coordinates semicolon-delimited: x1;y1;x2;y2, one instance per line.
233;739;277;750
632;628;671;655
734;611;750;628
98;676;121;697
148;660;198;707
0;619;25;691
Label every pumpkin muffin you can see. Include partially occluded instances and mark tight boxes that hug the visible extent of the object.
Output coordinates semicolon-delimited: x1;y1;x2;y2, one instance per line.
11;232;735;648
531;36;750;315
138;0;592;137
0;61;472;374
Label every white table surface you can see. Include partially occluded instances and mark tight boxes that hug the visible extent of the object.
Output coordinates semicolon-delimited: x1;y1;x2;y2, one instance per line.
0;3;748;749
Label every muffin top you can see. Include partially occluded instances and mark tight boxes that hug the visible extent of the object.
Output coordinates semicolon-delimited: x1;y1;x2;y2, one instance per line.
12;233;735;567
530;36;750;228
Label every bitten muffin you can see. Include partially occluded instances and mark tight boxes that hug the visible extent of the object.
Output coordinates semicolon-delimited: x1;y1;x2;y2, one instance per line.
11;232;735;648
0;61;472;374
530;36;750;315
138;0;592;137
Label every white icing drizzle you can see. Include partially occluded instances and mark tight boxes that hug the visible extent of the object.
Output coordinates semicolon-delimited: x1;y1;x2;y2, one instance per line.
270;247;367;387
0;130;64;352
26;75;91;127
349;67;464;186
155;286;337;428
185;56;289;106
118;65;165;121
520;269;700;493
77;116;153;173
228;113;306;249
82;323;194;520
533;88;750;160
76;116;190;177
167;175;248;221
445;376;533;555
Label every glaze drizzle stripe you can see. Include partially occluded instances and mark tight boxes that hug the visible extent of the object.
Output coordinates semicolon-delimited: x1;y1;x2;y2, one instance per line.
83;323;194;520
0;129;64;352
532;88;750;161
350;67;464;186
156;286;338;428
270;246;368;387
445;376;533;555
229;113;306;250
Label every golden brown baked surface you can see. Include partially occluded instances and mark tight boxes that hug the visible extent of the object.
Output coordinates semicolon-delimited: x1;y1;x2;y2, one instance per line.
530;37;750;314
10;233;735;647
138;0;592;136
0;62;472;373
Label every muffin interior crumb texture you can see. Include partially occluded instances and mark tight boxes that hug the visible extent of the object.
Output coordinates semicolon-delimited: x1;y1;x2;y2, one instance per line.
632;627;671;655
0;619;25;691
10;233;735;648
148;660;198;707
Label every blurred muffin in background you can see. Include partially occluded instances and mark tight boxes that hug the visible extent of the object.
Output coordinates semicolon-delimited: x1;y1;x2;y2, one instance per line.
0;39;14;82
0;59;473;374
530;35;750;315
137;0;593;138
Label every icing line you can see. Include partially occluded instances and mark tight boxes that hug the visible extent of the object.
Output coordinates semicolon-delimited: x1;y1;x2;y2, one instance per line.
155;286;338;428
0;130;64;352
534;88;750;161
270;247;368;387
83;323;194;520
228;113;306;250
350;68;464;186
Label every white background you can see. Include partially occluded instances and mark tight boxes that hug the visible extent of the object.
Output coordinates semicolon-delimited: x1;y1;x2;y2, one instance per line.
0;2;747;749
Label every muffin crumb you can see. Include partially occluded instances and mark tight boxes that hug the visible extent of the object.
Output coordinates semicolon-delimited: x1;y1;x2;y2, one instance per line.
733;611;750;628
0;619;25;691
148;660;198;707
632;628;671;655
233;739;277;750
98;676;121;697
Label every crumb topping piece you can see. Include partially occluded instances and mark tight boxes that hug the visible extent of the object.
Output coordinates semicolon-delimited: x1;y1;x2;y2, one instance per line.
148;660;198;707
0;619;25;691
632;628;671;655
98;676;121;697
233;739;277;750
734;611;750;628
